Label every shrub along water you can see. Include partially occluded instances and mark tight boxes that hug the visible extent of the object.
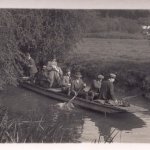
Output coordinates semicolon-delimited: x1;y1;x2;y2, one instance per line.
64;57;150;98
0;9;91;89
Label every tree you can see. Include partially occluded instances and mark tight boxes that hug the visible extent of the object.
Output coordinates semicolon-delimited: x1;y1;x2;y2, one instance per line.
0;9;90;88
11;10;89;63
0;10;24;89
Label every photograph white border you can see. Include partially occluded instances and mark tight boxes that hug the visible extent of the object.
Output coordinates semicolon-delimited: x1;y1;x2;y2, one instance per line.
0;0;150;150
0;0;150;9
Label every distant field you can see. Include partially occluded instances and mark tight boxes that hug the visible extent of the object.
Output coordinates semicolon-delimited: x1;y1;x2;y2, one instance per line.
71;38;150;63
66;38;150;92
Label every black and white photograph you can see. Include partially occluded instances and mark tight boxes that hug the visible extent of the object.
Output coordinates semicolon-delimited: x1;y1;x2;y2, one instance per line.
0;0;150;147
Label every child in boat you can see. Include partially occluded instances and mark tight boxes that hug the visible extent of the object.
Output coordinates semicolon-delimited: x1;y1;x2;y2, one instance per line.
61;68;72;96
25;52;37;83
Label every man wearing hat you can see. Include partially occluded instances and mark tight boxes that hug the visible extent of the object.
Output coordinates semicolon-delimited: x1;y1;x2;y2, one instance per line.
61;68;72;96
71;71;87;99
99;73;118;104
89;74;104;101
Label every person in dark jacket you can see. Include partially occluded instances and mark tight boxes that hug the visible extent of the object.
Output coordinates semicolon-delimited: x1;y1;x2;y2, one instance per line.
89;74;104;101
26;53;37;83
99;73;118;104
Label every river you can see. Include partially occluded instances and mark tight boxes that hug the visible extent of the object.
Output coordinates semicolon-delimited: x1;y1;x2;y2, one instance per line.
0;86;150;143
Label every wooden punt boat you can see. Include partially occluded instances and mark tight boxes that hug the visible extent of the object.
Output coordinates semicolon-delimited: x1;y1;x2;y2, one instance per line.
20;82;148;114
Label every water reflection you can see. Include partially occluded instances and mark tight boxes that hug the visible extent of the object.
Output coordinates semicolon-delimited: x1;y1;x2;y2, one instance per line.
83;112;146;143
0;87;85;142
44;107;85;142
0;86;148;143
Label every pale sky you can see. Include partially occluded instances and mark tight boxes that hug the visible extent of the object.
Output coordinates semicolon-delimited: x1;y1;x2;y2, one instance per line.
0;0;150;9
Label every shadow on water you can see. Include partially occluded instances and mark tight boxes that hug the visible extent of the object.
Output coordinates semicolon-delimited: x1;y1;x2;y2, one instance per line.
0;86;148;143
85;111;146;143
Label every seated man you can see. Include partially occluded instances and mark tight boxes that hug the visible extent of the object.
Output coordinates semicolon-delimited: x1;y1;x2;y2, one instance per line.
35;66;50;88
26;52;37;83
61;69;71;96
99;73;118;104
89;74;104;101
46;59;63;88
71;71;88;99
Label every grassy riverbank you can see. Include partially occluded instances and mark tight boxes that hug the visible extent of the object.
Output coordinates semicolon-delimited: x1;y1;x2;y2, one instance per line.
65;37;150;95
70;38;150;63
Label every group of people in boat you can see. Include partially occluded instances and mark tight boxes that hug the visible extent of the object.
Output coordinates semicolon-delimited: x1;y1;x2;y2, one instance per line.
25;52;118;104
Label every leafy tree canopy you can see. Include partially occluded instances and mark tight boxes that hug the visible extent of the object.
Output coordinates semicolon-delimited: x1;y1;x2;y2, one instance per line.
0;9;92;88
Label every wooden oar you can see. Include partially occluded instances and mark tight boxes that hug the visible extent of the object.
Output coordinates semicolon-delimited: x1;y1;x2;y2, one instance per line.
63;89;82;110
57;89;82;110
67;91;79;104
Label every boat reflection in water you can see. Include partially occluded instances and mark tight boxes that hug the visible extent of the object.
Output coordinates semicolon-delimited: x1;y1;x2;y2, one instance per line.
79;111;146;143
0;86;148;143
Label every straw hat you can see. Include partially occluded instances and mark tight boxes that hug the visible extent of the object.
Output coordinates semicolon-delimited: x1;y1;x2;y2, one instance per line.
98;74;104;79
110;73;116;79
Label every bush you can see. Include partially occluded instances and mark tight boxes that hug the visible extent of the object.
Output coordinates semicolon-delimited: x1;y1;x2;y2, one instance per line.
0;10;24;89
0;9;90;88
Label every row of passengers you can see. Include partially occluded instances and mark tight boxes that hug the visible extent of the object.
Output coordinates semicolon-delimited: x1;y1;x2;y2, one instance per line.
36;67;88;99
26;53;87;97
26;53;89;98
26;53;117;103
61;69;117;103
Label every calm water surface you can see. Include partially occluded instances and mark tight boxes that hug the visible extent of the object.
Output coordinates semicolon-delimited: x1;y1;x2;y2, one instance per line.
0;86;150;143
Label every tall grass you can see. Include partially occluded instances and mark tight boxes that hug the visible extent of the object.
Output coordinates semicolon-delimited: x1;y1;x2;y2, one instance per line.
0;117;68;143
92;128;120;143
0;105;73;143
